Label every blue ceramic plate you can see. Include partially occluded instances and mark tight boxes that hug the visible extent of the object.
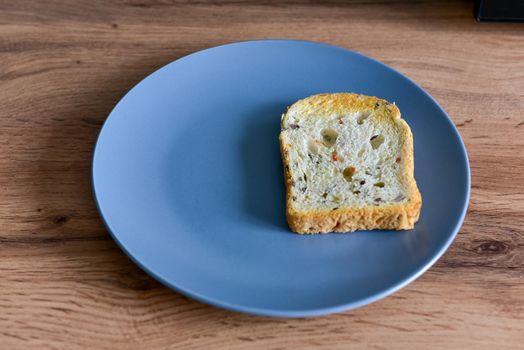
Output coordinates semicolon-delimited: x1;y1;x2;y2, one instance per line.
93;40;470;317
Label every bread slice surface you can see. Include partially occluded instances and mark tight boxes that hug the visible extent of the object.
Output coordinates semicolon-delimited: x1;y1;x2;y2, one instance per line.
279;93;421;234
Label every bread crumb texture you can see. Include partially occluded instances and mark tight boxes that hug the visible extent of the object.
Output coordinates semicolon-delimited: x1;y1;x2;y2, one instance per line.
280;93;421;234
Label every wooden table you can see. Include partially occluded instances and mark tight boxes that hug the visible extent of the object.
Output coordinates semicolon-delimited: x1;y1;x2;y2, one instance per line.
1;1;523;348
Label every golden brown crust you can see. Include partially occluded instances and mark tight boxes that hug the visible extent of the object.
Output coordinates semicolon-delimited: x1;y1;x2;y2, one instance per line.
280;93;422;234
282;92;402;125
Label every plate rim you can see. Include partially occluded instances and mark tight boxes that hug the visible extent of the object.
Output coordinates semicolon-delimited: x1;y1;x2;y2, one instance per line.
91;39;471;317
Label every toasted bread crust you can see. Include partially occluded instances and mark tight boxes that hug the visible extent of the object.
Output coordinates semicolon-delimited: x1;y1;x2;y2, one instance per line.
280;93;422;234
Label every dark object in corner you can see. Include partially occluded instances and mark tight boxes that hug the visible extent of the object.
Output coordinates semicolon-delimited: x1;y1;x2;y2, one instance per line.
475;0;524;22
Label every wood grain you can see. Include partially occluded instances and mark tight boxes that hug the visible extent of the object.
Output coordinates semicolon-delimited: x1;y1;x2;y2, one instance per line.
1;0;523;349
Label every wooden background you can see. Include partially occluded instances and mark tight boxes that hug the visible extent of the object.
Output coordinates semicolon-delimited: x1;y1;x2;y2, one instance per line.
1;0;523;348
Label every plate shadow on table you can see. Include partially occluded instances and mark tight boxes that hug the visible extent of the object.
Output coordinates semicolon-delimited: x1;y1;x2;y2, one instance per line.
29;54;207;296
32;79;164;289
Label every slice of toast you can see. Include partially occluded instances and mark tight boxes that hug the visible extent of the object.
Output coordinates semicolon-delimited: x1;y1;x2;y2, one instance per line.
279;93;421;234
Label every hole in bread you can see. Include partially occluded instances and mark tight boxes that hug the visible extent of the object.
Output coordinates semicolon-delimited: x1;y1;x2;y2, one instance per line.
374;182;385;188
394;194;406;202
357;112;371;125
370;135;385;149
320;129;337;147
343;166;356;182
